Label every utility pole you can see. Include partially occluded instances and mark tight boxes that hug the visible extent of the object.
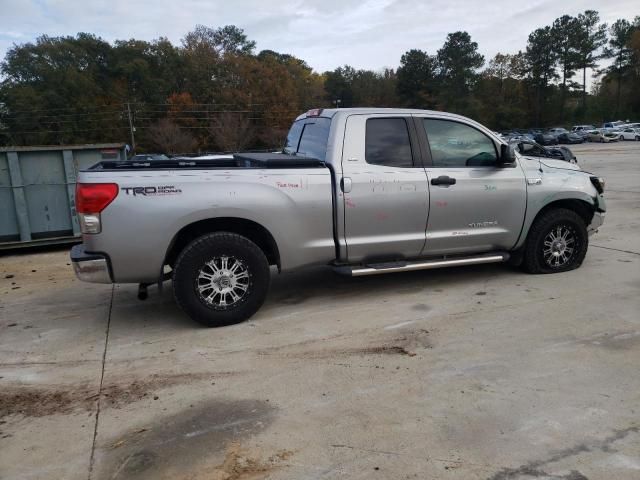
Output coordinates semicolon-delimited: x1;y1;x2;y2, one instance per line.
126;102;136;155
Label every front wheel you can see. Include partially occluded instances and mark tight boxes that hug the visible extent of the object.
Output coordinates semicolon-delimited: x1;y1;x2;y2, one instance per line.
522;209;588;274
173;232;270;327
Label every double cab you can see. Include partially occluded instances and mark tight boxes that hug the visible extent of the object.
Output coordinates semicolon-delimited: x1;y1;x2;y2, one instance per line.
71;108;606;326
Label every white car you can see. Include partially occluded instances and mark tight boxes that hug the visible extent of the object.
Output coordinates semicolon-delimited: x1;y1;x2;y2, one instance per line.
618;128;640;141
572;125;595;133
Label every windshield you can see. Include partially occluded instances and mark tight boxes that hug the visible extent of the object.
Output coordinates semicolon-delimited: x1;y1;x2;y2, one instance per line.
283;117;331;161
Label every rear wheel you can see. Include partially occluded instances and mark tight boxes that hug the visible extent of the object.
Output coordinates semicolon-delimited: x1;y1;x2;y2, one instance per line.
173;232;270;327
522;209;588;274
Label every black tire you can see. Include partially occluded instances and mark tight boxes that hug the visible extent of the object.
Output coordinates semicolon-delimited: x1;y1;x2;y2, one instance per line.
522;208;588;274
173;232;270;327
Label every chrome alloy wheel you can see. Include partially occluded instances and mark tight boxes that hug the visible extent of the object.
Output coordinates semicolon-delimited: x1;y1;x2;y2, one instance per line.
543;225;576;268
196;256;250;309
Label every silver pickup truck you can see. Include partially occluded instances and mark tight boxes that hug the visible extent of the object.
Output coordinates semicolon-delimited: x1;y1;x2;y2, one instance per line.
71;108;606;326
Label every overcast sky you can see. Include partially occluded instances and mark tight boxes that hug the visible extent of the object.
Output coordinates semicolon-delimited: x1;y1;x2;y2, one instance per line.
0;0;637;77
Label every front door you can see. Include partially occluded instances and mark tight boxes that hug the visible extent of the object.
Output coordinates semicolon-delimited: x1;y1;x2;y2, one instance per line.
415;116;527;256
340;114;429;263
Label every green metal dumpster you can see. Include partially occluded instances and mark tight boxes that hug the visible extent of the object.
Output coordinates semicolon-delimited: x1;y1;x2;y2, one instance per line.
0;143;126;249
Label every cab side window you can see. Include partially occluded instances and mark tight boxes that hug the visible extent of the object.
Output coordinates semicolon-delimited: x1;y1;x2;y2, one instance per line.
365;118;414;167
423;119;497;167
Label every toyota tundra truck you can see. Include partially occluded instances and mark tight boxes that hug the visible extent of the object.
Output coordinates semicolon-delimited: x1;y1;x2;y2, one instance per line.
71;108;606;327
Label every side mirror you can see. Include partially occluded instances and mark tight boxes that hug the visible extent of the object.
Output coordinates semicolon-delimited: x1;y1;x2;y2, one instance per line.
499;143;516;165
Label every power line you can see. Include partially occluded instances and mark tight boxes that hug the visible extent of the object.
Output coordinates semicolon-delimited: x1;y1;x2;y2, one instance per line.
1;109;127;120
3;116;128;126
0;104;127;115
4;126;129;135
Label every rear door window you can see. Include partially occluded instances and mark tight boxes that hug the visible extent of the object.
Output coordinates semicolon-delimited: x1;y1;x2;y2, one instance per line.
365;118;414;167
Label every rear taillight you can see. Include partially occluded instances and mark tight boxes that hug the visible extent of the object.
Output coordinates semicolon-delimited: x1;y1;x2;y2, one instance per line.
75;183;118;234
75;183;118;213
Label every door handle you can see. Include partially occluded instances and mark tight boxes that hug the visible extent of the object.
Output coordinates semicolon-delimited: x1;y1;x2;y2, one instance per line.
341;177;352;193
431;175;456;186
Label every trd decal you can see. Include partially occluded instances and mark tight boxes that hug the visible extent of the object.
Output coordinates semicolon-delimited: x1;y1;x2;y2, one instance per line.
122;185;182;196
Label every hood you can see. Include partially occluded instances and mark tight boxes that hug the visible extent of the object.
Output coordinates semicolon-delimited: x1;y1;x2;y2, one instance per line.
539;158;581;171
519;155;581;172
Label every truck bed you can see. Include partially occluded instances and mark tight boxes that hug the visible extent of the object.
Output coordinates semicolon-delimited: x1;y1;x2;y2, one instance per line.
78;153;337;283
89;152;326;171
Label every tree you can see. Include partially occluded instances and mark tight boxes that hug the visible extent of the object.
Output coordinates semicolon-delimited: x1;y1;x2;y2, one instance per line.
182;25;255;58
575;10;607;112
603;19;636;115
181;25;256;103
209;111;254;152
476;53;528;129
396;49;438;108
257;50;324;110
147;118;197;154
551;15;582;121
348;68;398;107
526;27;558;125
436;31;484;113
0;33;120;145
323;66;356;107
3;16;640;148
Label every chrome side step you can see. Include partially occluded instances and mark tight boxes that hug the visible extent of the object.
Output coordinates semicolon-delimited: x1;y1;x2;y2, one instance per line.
334;252;510;277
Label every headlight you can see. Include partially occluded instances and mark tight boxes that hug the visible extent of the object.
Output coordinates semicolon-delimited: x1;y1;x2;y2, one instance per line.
590;176;605;194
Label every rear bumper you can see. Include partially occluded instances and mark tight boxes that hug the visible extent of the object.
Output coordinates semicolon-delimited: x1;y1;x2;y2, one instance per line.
588;211;605;236
70;244;113;283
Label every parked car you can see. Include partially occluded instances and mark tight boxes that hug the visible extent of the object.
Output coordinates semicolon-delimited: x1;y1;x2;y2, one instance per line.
547;127;569;137
533;132;558;145
572;125;595;133
618;128;640;141
557;132;584;144
71;108;606;327
602;121;625;132
512;139;577;163
586;130;619;143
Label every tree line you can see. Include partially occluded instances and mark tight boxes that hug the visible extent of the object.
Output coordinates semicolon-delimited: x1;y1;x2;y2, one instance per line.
0;12;638;153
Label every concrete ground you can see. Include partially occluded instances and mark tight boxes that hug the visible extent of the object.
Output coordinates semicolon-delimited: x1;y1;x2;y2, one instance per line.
1;141;639;480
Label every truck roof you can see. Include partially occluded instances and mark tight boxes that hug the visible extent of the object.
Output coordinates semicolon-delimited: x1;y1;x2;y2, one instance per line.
295;107;472;122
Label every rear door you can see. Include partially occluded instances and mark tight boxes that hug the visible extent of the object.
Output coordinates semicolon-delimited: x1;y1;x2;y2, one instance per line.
415;116;527;256
340;115;429;263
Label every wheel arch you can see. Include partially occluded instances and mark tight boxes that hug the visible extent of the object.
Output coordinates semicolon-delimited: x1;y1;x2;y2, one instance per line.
164;217;281;271
532;198;595;227
516;196;596;251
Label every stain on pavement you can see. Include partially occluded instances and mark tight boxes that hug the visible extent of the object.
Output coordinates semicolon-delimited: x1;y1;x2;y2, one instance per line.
487;425;639;480
102;399;278;479
0;372;235;419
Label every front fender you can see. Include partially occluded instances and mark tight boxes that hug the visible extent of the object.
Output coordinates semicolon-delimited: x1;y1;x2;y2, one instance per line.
515;169;600;249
